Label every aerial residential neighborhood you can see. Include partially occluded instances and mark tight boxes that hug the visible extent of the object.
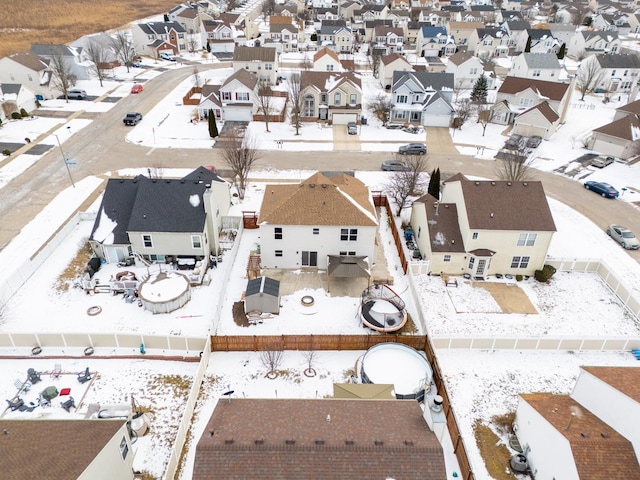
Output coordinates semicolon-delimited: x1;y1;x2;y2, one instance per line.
1;0;640;479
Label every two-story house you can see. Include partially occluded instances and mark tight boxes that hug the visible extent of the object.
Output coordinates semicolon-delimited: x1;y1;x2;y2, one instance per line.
490;76;572;126
89;167;231;264
410;173;556;277
391;71;454;126
318;19;354;53
218;68;259;121
502;18;531;53
509;53;563;82
258;172;378;269
201;19;236;53
524;28;561;54
360;4;390;21
232;46;278;84
373;25;404;54
588;113;640;160
378;53;412;88
568;30;621;59
579;53;640;95
266;15;299;53
514;367;640;479
468;27;511;58
30;44;91;81
447;21;485;49
445;51;488;89
417;26;456;57
300;71;362;124
313;47;343;72
0;53;59;100
131;21;188;58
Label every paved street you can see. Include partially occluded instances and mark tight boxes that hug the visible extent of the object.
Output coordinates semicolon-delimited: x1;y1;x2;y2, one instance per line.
0;65;639;264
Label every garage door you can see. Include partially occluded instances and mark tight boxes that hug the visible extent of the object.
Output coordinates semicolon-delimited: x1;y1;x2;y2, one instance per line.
331;113;359;125
223;106;252;122
423;114;451;127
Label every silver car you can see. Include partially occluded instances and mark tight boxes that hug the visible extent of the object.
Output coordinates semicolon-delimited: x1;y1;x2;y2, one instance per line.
607;224;640;249
347;122;357;135
381;159;410;171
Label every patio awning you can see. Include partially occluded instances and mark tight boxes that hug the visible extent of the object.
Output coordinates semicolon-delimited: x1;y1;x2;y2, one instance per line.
327;255;371;292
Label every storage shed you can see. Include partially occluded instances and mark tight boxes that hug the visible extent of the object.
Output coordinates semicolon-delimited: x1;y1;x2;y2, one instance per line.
244;276;280;314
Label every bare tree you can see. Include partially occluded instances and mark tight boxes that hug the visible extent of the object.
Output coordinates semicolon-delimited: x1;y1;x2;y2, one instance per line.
453;80;469;102
262;0;276;18
571;2;591;26
220;129;261;199
576;59;604;101
452;99;473;128
302;350;317;376
187;29;199;53
49;55;77;102
369;48;383;78
495;148;535;182
84;40;111;87
260;348;284;377
192;66;202;88
367;92;393;124
289;73;304;135
112;32;135;73
255;85;275;132
477;106;491;136
301;53;312;71
386;154;429;216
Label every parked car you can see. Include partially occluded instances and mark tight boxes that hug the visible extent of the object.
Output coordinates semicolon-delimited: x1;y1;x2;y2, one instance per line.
505;134;525;150
526;136;542;148
130;84;143;94
381;159;410;171
607;224;640;249
347;122;357;135
123;112;143;126
584;181;619;198
398;143;427;155
160;52;177;61
67;89;87;99
591;155;615;168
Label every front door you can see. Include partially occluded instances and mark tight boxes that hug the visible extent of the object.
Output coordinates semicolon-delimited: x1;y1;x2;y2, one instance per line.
302;251;318;267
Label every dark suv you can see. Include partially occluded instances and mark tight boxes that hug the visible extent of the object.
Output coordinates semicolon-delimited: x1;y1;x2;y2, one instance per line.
398;143;427;155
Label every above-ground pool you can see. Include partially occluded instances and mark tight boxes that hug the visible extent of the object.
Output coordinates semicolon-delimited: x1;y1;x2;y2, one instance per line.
139;271;191;314
360;343;433;401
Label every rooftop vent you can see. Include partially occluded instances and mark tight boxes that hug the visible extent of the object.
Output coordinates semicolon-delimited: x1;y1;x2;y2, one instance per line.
285;440;296;445
255;439;264;445
345;440;354;445
225;439;234;445
326;414;331;422
601;433;610;439
374;440;384;446
523;182;528;186
404;440;414;446
315;440;325;445
491;181;495;185
475;181;480;185
507;182;512;186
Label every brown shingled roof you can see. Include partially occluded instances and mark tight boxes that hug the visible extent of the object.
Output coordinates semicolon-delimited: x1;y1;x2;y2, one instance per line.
193;398;447;480
520;100;559;123
617;99;640;116
498;76;570;102
381;52;411;66
444;173;556;232
233;45;277;63
593;114;640;141
313;46;340;63
414;193;466;253
258;172;377;226
447;51;475;66
7;52;49;72
221;68;258;89
1;419;127;480
581;366;640;403
521;394;640;479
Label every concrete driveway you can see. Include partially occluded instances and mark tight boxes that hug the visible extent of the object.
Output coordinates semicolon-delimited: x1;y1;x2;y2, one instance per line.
332;125;361;152
425;127;458;154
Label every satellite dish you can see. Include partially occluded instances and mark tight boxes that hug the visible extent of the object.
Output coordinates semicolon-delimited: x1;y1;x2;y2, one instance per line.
223;390;235;397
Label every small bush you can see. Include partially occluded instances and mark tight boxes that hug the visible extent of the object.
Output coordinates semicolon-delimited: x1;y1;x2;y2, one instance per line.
535;264;557;283
11;112;21;119
2;149;11;156
20;108;28;117
515;274;523;282
35;100;41;108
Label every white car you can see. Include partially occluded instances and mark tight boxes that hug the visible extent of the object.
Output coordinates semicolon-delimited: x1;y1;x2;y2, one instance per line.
160;52;177;61
607;224;640;249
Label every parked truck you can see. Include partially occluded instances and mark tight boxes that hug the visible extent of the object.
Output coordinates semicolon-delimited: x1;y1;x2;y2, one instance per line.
123;112;142;126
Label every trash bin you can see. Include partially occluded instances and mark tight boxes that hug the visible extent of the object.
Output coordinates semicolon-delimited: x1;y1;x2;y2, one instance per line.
361;116;367;125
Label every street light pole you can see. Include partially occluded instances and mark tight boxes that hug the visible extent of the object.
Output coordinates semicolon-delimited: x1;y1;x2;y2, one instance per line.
53;134;75;188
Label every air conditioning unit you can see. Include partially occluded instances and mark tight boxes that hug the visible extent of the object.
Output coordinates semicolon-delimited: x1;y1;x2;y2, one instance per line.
509;454;528;474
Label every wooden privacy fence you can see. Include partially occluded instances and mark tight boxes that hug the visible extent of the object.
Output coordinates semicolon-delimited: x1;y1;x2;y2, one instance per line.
211;334;427;351
423;336;475;480
371;192;408;273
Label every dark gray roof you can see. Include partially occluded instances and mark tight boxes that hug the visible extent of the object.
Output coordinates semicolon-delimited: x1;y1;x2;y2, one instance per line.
29;44;74;57
526;28;554;40
0;83;21;95
505;19;530;30
521;53;561;69
127;177;208;233
392;71;454;92
246;276;280;297
182;165;226;183
90;176;142;244
470;4;494;10
595;53;640;69
137;21;186;35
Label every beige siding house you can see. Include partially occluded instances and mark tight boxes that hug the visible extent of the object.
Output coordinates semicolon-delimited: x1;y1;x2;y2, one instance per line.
300;71;362;124
258;172;377;269
232;46;278;84
410;173;556;277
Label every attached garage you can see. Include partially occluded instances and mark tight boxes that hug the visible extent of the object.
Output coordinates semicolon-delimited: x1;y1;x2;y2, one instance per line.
223;105;253;122
331;112;359;125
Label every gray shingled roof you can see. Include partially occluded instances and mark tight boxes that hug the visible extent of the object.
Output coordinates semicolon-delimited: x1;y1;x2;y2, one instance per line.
30;44;74;57
521;53;561;69
392;71;454;92
595;53;640;69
